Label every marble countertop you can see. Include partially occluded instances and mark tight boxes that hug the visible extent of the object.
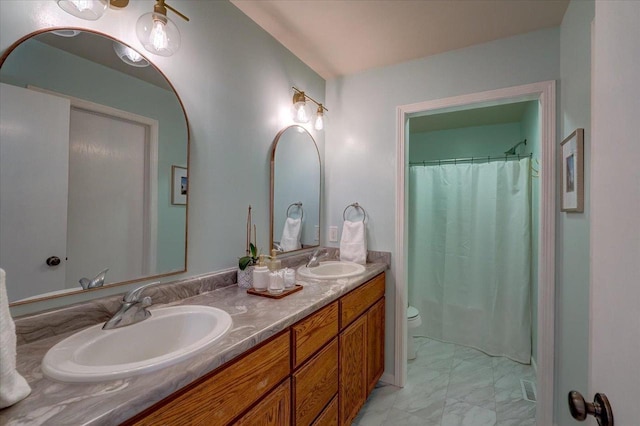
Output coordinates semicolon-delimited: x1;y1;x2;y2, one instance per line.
1;263;387;426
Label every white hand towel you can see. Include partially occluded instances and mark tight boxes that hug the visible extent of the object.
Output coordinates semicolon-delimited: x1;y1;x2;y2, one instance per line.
0;268;31;408
340;220;367;265
280;217;302;251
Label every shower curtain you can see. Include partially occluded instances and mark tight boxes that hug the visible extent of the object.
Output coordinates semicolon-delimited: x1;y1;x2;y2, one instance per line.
409;158;531;363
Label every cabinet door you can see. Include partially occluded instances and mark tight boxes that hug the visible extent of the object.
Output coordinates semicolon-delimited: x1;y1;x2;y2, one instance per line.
366;297;385;394
339;314;367;426
235;379;290;426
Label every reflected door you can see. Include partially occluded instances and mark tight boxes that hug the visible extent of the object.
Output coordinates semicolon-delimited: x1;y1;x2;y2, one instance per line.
66;108;150;287
0;83;70;301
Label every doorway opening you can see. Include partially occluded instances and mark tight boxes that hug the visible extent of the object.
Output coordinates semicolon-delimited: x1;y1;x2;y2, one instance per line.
394;81;556;425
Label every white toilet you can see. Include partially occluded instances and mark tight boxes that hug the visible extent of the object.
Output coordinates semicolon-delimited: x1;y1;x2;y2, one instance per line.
407;305;422;360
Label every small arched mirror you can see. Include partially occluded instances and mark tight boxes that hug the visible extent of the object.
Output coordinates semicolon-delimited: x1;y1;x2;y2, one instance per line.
0;29;189;305
270;125;321;253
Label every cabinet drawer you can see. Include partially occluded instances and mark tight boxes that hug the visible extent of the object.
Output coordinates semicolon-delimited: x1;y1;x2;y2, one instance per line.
340;272;385;329
311;395;338;426
131;331;290;426
293;338;339;426
292;301;339;367
235;379;290;425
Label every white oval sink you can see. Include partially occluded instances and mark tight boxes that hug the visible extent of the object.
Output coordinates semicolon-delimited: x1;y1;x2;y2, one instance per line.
297;261;366;280
42;305;232;383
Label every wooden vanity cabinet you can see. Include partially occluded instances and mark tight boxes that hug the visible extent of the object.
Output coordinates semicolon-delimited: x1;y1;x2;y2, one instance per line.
292;338;339;425
127;331;290;426
339;314;368;425
235;379;291;425
312;396;338;426
291;301;339;425
366;297;385;394
339;273;386;426
125;272;385;426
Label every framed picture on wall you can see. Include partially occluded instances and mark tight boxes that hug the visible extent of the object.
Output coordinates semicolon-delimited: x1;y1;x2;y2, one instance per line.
171;165;187;205
560;129;584;212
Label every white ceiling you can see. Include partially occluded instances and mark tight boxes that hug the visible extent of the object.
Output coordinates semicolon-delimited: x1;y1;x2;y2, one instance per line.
231;0;569;80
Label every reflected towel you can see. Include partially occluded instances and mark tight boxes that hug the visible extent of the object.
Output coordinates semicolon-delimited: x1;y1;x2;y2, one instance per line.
0;268;31;408
280;217;302;251
340;220;367;264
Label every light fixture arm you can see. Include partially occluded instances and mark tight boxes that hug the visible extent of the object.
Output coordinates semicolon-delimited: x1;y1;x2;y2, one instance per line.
155;0;190;22
292;86;328;112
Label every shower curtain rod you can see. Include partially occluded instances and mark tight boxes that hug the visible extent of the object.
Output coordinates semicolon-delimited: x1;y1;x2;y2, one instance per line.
409;152;532;166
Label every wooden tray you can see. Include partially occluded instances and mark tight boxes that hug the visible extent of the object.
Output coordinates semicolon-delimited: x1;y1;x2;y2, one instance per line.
247;284;303;299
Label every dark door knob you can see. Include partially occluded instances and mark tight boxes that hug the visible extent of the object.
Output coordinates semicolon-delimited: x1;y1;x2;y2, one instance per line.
568;391;614;426
46;256;61;266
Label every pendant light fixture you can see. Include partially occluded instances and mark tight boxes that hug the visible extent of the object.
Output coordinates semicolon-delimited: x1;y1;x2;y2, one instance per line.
136;0;190;57
291;87;328;130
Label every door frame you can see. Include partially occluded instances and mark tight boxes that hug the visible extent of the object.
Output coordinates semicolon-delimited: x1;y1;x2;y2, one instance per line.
394;80;556;425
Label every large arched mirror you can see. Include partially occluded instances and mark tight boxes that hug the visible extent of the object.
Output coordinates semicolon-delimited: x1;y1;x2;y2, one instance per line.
270;125;321;253
0;29;189;305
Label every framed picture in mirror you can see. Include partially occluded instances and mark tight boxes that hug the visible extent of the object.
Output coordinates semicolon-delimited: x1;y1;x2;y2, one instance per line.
560;128;584;213
172;166;187;205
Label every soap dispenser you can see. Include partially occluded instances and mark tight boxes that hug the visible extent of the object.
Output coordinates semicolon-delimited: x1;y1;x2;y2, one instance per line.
252;255;269;292
268;250;284;294
268;249;282;272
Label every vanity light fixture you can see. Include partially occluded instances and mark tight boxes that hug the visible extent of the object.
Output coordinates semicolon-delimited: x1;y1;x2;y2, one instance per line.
291;87;328;131
56;0;128;21
113;42;150;67
136;0;190;57
56;0;190;57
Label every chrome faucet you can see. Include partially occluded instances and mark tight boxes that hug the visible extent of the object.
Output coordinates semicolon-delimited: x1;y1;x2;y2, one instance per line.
306;248;328;268
79;268;109;290
102;281;160;330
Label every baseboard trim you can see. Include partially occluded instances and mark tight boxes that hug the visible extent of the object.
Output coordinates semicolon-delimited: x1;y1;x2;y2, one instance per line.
380;372;395;386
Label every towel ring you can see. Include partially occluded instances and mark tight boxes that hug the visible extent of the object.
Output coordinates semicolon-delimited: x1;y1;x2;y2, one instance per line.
343;202;367;223
286;202;304;220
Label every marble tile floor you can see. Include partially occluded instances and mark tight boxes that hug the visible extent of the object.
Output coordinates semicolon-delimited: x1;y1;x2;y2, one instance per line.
353;337;536;426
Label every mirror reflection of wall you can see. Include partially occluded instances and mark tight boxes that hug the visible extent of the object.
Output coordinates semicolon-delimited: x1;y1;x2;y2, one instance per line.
271;126;321;253
0;30;189;304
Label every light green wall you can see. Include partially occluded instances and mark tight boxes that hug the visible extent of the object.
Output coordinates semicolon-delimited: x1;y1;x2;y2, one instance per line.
0;38;187;273
3;0;325;315
409;122;522;161
557;0;593;424
326;27;559;378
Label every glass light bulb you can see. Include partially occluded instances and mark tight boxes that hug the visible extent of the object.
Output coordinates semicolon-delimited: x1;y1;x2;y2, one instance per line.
136;12;181;57
72;0;92;11
314;114;324;131
292;101;310;123
57;0;108;20
150;19;169;51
